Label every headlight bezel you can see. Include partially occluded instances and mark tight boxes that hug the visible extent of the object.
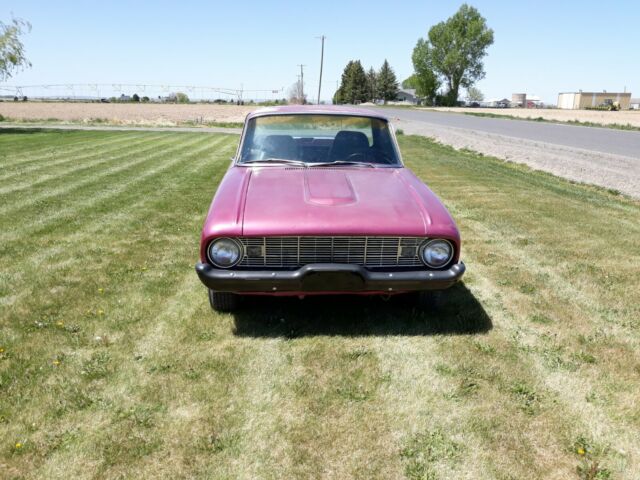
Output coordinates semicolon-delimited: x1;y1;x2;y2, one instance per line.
419;238;454;269
207;237;244;269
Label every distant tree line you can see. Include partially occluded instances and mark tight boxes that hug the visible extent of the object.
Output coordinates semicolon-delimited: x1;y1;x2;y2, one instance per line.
333;59;399;104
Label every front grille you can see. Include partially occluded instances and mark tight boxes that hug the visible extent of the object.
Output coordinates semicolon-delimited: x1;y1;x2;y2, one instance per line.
237;236;426;269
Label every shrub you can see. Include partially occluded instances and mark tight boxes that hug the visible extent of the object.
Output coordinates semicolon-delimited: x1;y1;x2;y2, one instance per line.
175;92;189;103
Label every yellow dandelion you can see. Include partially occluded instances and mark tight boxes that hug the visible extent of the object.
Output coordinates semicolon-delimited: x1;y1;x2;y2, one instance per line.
98;288;104;294
56;320;64;327
15;442;22;449
98;309;104;315
0;347;4;354
53;360;60;366
141;266;147;271
577;447;586;456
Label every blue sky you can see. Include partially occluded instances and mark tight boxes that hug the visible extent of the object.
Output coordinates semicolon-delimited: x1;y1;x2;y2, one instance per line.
2;0;639;103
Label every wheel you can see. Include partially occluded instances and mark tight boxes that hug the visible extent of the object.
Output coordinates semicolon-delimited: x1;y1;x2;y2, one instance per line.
208;289;239;312
416;290;445;309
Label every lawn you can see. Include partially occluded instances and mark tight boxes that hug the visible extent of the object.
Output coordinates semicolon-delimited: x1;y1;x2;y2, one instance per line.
1;128;639;479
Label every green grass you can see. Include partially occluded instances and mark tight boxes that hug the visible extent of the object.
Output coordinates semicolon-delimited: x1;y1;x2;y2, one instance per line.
0;116;244;129
1;129;639;479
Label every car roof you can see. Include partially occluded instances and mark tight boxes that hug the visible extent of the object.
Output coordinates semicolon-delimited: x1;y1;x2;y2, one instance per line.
246;105;389;121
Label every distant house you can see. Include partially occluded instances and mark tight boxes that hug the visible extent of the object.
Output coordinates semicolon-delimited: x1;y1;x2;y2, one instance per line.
630;98;640;110
395;89;418;105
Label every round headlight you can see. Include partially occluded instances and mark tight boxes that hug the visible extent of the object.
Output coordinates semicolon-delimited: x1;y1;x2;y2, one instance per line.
420;239;453;268
207;238;243;268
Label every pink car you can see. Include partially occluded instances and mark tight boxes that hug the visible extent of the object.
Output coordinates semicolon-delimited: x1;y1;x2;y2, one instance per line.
195;106;465;311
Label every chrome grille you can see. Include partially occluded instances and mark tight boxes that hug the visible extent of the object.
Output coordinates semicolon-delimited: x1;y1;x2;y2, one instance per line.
237;237;425;269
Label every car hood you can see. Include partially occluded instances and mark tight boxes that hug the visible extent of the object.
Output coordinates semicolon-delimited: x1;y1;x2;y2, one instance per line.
238;167;432;236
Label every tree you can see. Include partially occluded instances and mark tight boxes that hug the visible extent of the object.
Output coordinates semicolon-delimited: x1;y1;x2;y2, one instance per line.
174;92;189;103
288;78;306;104
466;86;484;102
402;75;418;90
0;17;31;81
334;60;367;104
366;67;377;102
412;4;493;106
411;39;441;105
132;93;140;102
376;59;399;103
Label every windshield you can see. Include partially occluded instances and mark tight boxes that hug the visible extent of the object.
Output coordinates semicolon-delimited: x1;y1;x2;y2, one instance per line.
238;114;401;166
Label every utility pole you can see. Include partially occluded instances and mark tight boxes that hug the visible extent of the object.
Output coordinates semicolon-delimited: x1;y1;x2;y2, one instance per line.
297;64;306;103
316;35;326;104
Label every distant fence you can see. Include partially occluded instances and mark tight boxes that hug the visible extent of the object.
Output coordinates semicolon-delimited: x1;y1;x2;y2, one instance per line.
0;83;286;103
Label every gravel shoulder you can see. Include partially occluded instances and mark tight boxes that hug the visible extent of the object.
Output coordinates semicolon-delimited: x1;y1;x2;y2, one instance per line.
395;118;640;198
428;107;640;127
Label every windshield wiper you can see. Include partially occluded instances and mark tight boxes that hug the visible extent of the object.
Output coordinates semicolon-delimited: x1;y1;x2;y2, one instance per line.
311;160;376;168
242;158;308;167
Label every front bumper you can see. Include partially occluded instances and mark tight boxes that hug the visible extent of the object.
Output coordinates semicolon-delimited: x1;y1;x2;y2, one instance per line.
195;262;465;294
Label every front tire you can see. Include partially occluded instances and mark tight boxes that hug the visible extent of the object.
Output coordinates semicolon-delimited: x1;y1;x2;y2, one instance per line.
208;289;239;312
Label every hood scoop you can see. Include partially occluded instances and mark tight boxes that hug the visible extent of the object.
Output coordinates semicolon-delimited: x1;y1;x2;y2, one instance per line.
303;169;357;206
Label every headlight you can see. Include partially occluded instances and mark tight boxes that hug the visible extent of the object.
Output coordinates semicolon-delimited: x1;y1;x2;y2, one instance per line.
420;239;453;268
207;237;243;268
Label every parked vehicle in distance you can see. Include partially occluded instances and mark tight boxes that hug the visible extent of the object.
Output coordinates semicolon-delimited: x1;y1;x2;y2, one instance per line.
195;106;465;312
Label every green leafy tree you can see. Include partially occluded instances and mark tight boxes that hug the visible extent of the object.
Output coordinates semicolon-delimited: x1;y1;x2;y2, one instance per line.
402;75;418;89
174;92;189;103
366;67;377;102
132;93;140;102
0;17;31;81
413;4;493;106
334;60;368;104
466;86;484;102
376;59;398;103
411;39;441;105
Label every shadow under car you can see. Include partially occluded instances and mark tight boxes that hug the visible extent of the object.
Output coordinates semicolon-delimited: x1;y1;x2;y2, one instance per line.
231;282;492;338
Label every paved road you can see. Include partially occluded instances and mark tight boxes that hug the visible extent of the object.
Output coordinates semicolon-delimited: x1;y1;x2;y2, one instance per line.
375;107;640;159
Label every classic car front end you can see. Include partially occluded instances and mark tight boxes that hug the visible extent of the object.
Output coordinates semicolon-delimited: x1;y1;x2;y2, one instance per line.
195;106;465;311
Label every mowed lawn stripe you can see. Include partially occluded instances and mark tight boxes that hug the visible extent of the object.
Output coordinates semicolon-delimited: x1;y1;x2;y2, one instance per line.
0;133;220;238
1;136;237;313
1;130;639;479
0;130;162;181
2;132;255;478
0;132;203;215
0;129;141;169
0;132;170;193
